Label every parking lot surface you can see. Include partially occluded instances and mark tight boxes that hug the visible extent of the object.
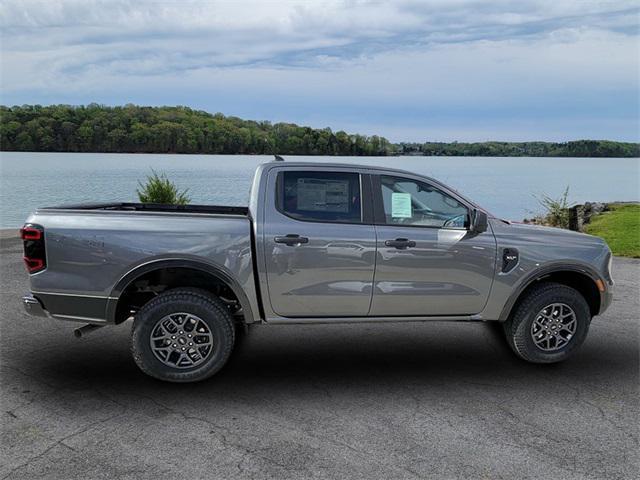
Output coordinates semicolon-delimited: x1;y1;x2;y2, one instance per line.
1;235;638;479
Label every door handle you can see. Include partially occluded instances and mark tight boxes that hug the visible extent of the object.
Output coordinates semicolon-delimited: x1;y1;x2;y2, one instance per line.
274;234;309;246
384;238;416;249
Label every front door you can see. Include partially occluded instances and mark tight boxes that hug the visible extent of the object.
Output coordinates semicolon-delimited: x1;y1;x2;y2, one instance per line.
370;174;496;316
263;168;376;318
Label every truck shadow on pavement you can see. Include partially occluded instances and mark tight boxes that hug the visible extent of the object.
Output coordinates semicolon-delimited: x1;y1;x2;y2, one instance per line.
12;320;636;399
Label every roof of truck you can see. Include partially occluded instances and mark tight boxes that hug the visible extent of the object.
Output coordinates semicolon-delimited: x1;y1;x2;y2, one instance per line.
260;160;451;187
261;160;428;176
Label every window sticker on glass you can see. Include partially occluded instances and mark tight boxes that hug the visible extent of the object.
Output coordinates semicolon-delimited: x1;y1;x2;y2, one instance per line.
391;192;412;218
297;178;349;212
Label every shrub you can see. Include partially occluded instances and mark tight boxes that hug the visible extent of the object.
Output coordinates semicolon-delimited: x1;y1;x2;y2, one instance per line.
535;186;571;228
137;169;191;205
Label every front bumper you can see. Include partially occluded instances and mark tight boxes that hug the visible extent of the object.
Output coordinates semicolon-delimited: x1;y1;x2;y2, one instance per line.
22;294;49;318
599;286;614;315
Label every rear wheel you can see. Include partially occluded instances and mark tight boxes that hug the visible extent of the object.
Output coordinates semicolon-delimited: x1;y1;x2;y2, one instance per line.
503;282;591;363
131;288;235;382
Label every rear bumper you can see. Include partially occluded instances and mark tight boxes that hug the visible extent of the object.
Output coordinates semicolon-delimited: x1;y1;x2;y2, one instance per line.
22;294;49;318
23;292;109;324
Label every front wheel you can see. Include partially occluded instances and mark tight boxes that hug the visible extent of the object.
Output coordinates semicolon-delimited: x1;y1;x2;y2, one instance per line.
503;282;591;363
131;288;235;382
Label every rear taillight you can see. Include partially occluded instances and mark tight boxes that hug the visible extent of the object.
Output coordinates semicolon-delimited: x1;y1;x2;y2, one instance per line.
20;224;46;273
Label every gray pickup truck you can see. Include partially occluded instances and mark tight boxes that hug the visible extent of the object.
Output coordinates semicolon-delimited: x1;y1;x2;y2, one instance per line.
21;161;613;382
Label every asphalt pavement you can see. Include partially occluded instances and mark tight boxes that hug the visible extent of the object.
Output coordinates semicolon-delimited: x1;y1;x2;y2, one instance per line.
1;234;638;479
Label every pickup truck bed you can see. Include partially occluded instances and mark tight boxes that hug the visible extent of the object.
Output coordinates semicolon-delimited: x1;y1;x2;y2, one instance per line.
23;203;260;328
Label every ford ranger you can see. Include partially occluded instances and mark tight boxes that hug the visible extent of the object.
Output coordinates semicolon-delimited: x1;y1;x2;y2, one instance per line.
21;161;614;382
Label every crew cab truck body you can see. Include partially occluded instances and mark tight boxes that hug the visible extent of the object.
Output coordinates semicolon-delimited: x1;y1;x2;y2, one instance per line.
22;161;614;382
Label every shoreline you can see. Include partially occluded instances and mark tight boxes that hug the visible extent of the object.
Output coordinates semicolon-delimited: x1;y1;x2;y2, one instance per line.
2;151;639;159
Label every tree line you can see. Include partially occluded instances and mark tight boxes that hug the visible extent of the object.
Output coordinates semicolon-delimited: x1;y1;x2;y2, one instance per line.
396;140;639;158
1;104;638;157
0;104;392;156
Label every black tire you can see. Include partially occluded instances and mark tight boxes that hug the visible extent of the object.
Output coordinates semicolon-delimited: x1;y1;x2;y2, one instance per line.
131;288;235;382
503;282;591;364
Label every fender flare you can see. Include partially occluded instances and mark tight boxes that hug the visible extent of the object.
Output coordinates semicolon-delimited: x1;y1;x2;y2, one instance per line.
498;262;606;321
105;257;255;324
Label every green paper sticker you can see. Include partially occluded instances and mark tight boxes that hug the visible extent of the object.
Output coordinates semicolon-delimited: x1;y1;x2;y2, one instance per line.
391;193;412;218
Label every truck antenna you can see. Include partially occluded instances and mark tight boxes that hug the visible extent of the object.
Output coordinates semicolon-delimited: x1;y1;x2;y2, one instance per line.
274;154;285;162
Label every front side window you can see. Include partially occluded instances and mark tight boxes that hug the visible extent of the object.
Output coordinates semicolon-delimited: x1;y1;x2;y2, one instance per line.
379;175;469;228
278;171;362;223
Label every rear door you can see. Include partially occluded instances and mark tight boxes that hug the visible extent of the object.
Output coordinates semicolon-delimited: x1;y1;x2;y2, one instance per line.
370;174;496;316
262;167;377;318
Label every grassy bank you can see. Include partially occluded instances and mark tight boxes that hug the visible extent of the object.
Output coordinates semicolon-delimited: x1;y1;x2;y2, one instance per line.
585;204;640;258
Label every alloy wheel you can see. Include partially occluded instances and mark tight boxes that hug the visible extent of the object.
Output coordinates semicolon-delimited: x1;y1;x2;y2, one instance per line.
149;312;214;368
530;303;577;352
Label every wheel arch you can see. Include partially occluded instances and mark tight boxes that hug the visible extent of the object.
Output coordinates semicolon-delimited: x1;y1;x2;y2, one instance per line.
499;263;605;321
106;258;255;325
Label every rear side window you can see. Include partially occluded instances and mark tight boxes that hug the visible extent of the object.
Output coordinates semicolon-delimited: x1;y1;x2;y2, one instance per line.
278;171;362;224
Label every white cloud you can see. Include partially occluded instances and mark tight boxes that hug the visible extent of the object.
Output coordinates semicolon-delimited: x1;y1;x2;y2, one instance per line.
0;0;638;141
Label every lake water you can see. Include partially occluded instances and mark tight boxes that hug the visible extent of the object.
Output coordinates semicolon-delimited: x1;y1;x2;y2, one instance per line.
0;152;638;228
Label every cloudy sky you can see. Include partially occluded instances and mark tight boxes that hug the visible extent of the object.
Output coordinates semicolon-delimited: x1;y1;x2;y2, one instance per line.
1;0;638;142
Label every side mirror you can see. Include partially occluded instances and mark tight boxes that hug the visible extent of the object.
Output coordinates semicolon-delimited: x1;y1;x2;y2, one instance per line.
471;209;488;233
